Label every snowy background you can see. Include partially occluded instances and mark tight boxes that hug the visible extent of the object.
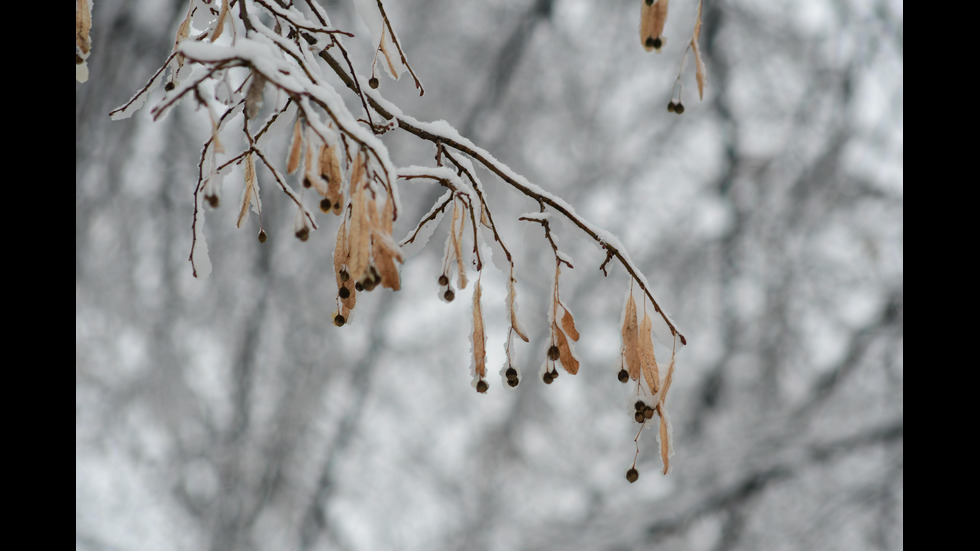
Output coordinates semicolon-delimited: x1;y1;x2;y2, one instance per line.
76;1;903;550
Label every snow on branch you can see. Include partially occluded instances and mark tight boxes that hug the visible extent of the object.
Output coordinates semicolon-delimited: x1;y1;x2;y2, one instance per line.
108;0;692;481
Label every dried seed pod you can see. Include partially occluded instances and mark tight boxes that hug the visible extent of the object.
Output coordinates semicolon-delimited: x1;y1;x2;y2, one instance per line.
667;101;676;113
505;367;518;380
547;345;560;361
644;406;655;419
618;369;630;383
369;76;379;89
444;289;455;302
438;274;450;286
543;372;554;385
507;377;519;388
338;287;351;299
634;411;646;423
673;102;685;114
635;400;646;412
355;281;365;292
626;468;639;483
245;72;266;119
339;269;350;282
320;198;332;213
333;313;346;327
295;227;310;242
257;230;268;243
476;380;488;393
206;195;219;208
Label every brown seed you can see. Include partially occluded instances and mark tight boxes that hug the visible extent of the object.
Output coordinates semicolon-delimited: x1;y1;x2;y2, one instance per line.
505;367;518;380
302;177;312;188
339;270;350;282
333;314;346;326
164;81;175;92
618;369;629;383
338;287;351;299
507;378;519;388
369;77;379;89
543;372;554;385
444;289;455;302
667;101;676;113
547;345;560;361
635;400;646;412
626;468;639;483
206;195;219;208
644;406;655;420
438;274;449;286
320;198;332;213
634;411;645;423
674;102;685;114
476;379;488;393
257;230;268;243
295;227;309;242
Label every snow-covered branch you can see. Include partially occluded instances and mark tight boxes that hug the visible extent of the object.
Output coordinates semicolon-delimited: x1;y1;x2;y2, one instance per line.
110;0;694;480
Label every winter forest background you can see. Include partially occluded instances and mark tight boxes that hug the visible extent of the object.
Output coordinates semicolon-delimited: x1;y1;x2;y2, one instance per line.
75;1;903;550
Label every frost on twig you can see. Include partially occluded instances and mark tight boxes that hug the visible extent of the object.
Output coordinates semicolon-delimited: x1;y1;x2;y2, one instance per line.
111;0;688;479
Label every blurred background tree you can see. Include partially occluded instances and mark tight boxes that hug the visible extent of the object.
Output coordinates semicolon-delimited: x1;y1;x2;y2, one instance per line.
76;1;903;550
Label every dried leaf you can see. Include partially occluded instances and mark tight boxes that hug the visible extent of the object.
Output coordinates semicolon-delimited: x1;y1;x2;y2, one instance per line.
211;0;229;42
320;143;344;211
692;1;707;100
372;231;403;290
286;119;303;174
622;294;641;381
245;72;266;119
209;110;224;154
660;340;677;404
76;0;92;57
554;325;580;375
658;407;672;474
692;0;702;42
693;41;707;100
381;193;395;234
640;0;670;52
560;305;580;342
236;153;258;228
172;7;192;72
379;39;400;82
304;139;329;196
334;219;349;277
472;279;487;379
450;199;467;289
639;310;660;396
347;156;372;283
508;274;529;342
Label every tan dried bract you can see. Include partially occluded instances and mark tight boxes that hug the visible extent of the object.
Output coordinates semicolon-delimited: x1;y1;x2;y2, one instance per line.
640;0;669;52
